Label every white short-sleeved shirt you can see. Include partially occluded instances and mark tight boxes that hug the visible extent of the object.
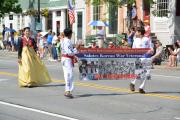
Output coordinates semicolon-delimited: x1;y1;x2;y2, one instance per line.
132;37;152;49
97;29;105;39
61;37;78;57
132;37;152;62
52;36;58;44
174;48;180;59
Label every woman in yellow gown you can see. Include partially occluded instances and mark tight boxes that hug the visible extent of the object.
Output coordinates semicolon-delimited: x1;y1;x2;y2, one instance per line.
18;27;51;87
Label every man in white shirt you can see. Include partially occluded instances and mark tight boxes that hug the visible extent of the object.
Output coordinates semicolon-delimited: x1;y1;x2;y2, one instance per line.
130;27;153;94
51;32;58;61
97;26;105;48
151;40;163;65
61;28;78;98
177;40;180;62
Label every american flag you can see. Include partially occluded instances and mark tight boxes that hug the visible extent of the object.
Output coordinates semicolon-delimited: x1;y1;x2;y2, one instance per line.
68;0;75;25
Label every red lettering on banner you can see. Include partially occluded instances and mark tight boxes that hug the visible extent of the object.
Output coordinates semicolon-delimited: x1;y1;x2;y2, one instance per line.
94;74;137;79
79;48;150;54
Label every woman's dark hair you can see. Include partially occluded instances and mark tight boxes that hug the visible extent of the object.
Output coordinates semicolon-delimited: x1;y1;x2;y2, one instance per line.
131;27;135;31
57;32;60;36
23;27;30;32
174;42;179;48
136;27;145;35
122;38;127;41
64;28;72;37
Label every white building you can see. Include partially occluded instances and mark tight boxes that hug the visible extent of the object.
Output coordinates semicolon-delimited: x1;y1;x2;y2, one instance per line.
0;0;86;43
74;0;86;42
150;0;180;46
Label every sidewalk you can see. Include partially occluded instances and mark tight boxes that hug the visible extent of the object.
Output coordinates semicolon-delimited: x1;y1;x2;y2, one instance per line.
0;50;18;58
153;61;180;70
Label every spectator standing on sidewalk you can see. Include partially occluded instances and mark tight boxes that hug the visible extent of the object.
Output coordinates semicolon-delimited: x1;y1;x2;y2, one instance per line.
56;32;62;61
2;25;6;48
97;26;105;48
2;24;6;40
127;27;135;47
52;32;58;61
131;3;137;27
144;20;151;38
47;29;53;60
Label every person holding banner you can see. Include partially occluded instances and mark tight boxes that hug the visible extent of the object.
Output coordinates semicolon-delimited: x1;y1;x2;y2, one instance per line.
130;27;153;94
61;28;78;98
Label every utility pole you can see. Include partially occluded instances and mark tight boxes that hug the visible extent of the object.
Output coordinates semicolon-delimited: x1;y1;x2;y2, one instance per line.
38;0;40;23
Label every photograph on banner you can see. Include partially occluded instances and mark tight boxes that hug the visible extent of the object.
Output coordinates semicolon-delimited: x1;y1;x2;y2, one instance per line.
78;58;99;80
134;58;152;80
97;58;136;80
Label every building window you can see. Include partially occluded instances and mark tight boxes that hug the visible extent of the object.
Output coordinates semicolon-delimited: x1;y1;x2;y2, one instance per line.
22;15;25;28
156;0;169;17
56;11;61;16
176;0;180;16
109;2;118;34
93;5;100;21
92;4;103;29
77;12;83;39
9;15;13;20
47;12;52;30
143;0;150;16
17;15;20;30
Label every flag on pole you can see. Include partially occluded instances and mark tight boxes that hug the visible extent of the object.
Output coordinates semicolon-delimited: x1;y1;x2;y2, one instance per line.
68;0;75;25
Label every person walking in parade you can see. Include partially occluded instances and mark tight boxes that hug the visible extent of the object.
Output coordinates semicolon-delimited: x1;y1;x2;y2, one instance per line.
18;27;51;87
61;28;78;98
130;27;153;94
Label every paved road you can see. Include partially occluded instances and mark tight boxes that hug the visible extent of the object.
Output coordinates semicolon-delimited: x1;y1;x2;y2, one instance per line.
0;51;180;120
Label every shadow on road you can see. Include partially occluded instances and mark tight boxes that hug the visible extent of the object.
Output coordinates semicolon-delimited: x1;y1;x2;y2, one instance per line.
147;91;180;94
75;93;136;98
38;84;65;87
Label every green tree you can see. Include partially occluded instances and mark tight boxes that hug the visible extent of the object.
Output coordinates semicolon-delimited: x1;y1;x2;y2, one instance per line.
85;0;154;7
0;0;22;17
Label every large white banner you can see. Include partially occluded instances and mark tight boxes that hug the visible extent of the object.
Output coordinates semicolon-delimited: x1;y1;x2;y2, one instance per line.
77;48;151;80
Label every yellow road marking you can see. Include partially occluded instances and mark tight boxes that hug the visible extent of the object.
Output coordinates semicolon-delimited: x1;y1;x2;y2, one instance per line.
1;71;180;101
0;72;17;77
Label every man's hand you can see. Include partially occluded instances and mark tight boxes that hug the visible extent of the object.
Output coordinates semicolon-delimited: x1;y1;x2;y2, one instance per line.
146;49;154;55
75;44;81;50
18;59;22;64
168;47;172;51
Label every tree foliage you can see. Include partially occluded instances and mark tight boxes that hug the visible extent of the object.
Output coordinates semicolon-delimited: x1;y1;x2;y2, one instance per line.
0;0;22;17
85;0;154;7
23;8;49;18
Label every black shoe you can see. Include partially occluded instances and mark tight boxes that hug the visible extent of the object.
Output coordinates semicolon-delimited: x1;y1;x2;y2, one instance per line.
139;88;146;94
130;83;135;91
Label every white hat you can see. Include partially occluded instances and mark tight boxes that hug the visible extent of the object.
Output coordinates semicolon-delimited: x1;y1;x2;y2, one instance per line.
40;32;48;37
109;41;113;44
